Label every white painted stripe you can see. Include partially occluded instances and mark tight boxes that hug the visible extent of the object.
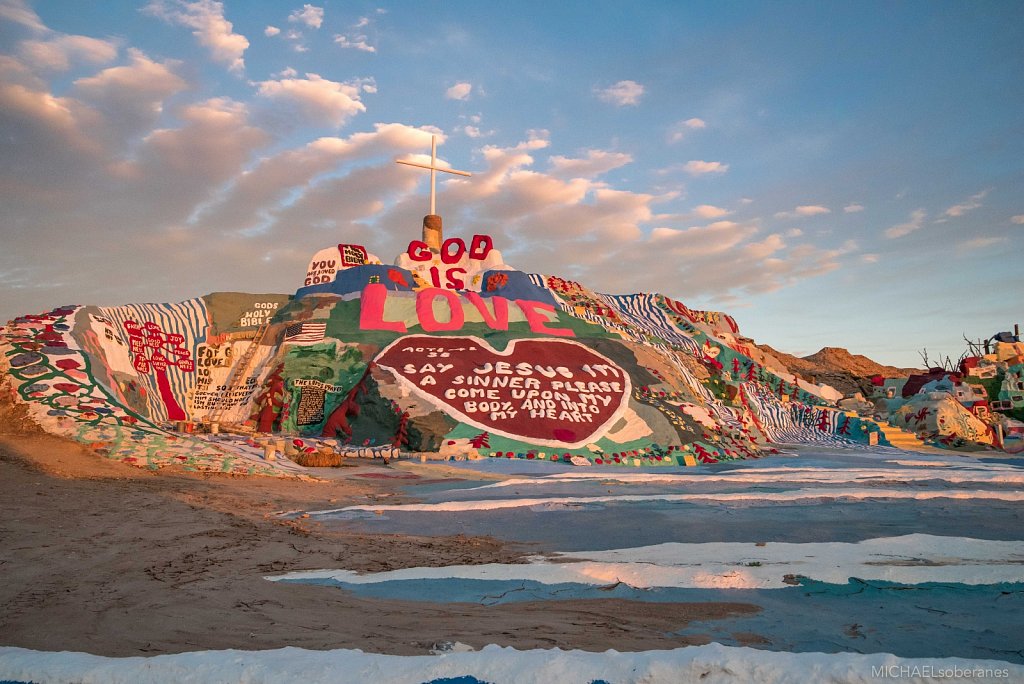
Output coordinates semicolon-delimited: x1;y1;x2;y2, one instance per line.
269;534;1024;590
470;466;1024;489
307;487;1024;515
3;643;1020;684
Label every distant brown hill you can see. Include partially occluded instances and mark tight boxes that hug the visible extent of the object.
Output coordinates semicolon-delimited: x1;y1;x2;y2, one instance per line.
801;347;920;378
756;345;920;397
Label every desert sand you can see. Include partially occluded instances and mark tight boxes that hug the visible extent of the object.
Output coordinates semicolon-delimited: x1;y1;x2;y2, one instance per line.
0;434;760;657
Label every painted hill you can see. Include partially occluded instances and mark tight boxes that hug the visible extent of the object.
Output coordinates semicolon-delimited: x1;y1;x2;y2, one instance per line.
0;233;894;476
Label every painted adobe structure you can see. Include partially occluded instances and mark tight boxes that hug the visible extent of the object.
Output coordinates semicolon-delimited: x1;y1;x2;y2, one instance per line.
2;226;1016;475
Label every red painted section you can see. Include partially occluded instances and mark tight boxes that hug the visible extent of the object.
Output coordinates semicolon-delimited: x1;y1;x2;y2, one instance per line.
515;299;574;337
359;283;407;333
375;335;629;447
156;369;186;420
416;288;465;332
463;292;509;330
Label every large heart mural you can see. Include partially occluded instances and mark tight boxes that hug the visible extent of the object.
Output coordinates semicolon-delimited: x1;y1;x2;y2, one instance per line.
374;335;632;448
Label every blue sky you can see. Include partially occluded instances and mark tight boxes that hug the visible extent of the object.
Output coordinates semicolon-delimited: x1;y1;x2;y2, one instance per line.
1;0;1021;367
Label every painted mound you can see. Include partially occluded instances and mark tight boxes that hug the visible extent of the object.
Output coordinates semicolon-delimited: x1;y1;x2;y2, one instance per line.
0;234;888;476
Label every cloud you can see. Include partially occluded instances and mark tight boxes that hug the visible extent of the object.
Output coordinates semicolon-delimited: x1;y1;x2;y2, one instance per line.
0;87;850;326
374;133;847;303
959;236;1007;250
445;82;472;101
682;160;728;176
334;34;375;52
120;98;271;220
265;25;280;36
195;123;441;233
667;117;706;143
461;125;493;138
885;208;927;238
1012;215;1024;225
144;0;249;73
334;15;376;52
692;204;731;219
72;49;188;149
861;254;879;263
943;189;989;218
843;203;864;213
785;228;803;238
595;80;644;106
0;0;46;32
288;4;323;29
254;73;369;127
18;35;119;71
601;220;844;300
548;149;633;179
774;205;831;219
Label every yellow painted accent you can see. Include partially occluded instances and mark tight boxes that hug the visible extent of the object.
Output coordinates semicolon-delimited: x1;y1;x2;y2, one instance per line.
856;415;948;454
683;454;698;467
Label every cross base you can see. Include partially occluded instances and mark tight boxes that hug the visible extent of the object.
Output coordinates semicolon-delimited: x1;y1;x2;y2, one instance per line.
423;214;443;251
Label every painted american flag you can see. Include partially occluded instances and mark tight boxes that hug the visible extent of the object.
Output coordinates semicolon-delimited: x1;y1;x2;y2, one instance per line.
284;322;327;345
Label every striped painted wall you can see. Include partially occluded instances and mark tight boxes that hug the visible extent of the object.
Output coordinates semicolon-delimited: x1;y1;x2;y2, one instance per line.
100;298;209;423
741;382;858;447
600;293;703;355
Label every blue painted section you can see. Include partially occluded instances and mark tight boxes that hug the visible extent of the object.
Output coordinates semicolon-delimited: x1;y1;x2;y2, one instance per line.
295;265;416;298
293;265;557;306
477;270;557;306
281;576;1024;664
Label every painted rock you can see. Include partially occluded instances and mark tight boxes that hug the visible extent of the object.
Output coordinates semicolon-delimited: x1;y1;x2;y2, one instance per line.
14;364;48;378
9;352;44;368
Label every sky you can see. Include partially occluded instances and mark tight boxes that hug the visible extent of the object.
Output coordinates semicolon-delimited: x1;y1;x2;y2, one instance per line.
0;0;1021;367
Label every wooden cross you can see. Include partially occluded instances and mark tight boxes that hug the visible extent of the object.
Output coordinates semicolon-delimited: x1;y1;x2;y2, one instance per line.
396;135;471;216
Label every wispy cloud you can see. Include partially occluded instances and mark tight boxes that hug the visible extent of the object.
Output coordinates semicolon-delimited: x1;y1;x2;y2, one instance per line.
0;0;46;33
667;117;706;143
943;189;989;218
264;26;280;37
18;35;119;72
254;73;370;127
885;208;926;239
461;125;492;138
692;204;731;219
843;203;864;213
774;205;830;219
334;15;376;52
959;236;1006;250
143;0;249;73
288;4;323;29
1012;215;1024;225
548;149;632;179
595;80;644;106
445;82;472;101
682;160;728;176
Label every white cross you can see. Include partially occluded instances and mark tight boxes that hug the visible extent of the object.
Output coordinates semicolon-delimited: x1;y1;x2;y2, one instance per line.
396;134;471;216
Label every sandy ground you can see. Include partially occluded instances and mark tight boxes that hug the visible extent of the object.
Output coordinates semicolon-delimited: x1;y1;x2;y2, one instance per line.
0;433;761;657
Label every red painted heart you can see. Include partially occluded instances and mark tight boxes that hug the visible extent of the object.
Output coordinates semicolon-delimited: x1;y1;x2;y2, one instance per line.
374;335;632;448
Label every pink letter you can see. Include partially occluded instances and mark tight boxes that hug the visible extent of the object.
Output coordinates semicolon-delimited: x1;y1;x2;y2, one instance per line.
516;300;575;337
359;284;407;332
417;288;465;332
464;292;509;330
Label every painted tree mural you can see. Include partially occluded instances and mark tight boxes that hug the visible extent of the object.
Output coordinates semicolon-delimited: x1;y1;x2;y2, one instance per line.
124;319;194;421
